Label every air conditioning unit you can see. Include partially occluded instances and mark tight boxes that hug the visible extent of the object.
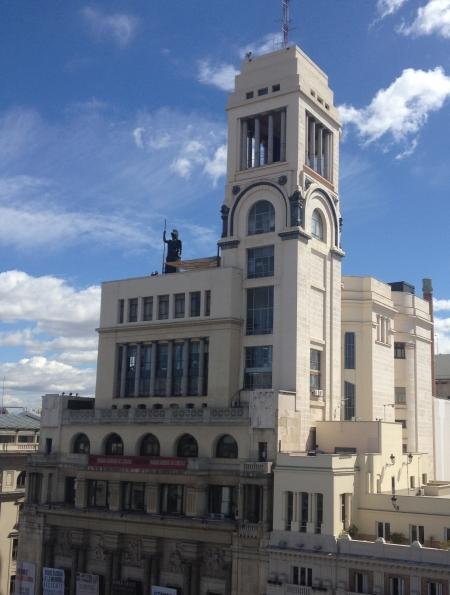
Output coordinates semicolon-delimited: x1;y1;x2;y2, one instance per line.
312;389;324;398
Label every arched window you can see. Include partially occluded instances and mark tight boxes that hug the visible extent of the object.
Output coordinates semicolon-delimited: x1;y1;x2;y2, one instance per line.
248;200;275;235
72;433;90;454
104;433;124;456
16;471;26;489
177;434;198;458
216;435;238;459
140;434;160;457
311;209;324;241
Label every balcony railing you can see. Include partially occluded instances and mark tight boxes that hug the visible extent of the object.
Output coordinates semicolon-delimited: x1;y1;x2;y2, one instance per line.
0;443;38;453
266;586;312;595
240;461;273;475
62;406;249;425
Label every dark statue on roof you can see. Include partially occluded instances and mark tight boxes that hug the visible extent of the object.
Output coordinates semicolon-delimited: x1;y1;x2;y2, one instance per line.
163;229;182;273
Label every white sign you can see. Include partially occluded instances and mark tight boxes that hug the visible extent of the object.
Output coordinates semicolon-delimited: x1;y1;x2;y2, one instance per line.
151;588;177;595
76;573;99;595
16;561;36;595
43;567;65;595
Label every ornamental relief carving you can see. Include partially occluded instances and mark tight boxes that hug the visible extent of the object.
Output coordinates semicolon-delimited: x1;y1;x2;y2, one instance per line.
122;538;142;567
202;547;227;577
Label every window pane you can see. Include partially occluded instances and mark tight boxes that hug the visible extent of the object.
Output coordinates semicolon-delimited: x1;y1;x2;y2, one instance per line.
143;297;153;321
125;345;137;397
190;292;201;317
139;345;152;395
344;332;355;369
244;346;272;389
247;246;274;279
174;294;185;318
246;286;274;335
155;343;168;396
394;342;406;359
128;298;138;323
158;295;169;320
344;382;355;420
248;201;275;235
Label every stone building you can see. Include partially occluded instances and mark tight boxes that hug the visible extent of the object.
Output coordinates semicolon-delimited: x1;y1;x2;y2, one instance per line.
17;42;448;595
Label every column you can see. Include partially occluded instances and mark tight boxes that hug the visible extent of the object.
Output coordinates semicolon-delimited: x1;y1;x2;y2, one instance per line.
198;339;205;396
262;485;269;524
182;562;191;595
308;116;315;169
254;117;260;167
134;343;141;397
280;109;286;161
323;131;330;180
120;345;127;398
247;123;253;168
149;341;157;396
70;549;78;595
166;340;174;397
104;552;113;595
291;492;299;531
317;126;323;176
268;113;274;164
307;493;316;533
181;340;189;397
241;120;248;170
75;477;87;510
108;481;121;512
190;561;201;595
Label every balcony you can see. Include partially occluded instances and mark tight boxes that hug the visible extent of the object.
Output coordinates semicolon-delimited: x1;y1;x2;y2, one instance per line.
240;461;273;476
0;443;38;453
266;585;312;595
62;406;249;425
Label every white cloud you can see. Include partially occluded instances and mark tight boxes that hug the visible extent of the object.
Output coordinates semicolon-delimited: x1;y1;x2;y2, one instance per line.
240;33;283;58
377;0;409;18
197;60;239;92
203;144;227;185
81;6;138;47
434;298;450;311
435;316;450;353
399;0;450;38
170;141;227;186
339;67;450;156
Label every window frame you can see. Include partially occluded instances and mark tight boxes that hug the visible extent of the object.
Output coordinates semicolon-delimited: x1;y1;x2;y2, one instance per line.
246;286;274;335
247;200;275;236
244;345;273;390
247;245;275;279
344;332;356;369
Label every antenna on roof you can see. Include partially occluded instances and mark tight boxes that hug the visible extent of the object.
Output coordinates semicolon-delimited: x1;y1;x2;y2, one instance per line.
282;0;291;48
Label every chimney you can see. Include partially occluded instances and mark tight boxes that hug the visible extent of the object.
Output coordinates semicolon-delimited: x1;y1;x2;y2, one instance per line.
422;278;435;396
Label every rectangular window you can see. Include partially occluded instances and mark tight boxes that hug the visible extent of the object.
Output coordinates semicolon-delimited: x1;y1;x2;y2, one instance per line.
272;84;280;92
344;381;355;420
122;482;145;512
29;473;42;504
172;342;184;396
247;246;274;279
174;293;185;318
428;582;444;595
204;290;211;316
160;484;184;515
139;344;152;395
310;349;321;391
246;286;274;335
124;344;137;397
306;112;333;181
243;484;261;523
422;473;428;485
128;298;138;323
118;299;124;324
258;87;268;96
64;477;76;505
188;341;200;395
208;486;235;518
11;537;18;561
344;332;355;369
241;108;286;169
285;491;293;530
258;442;268;462
394;342;406;359
155;343;168;396
389;577;406;595
158;295;169;320
189;291;201;317
395;387;407;404
445;528;450;542
244;346;272;389
87;480;109;508
300;492;308;532
18;435;34;443
315;493;323;534
292;567;312;587
377;521;391;540
142;297;153;321
354;572;370;594
246;91;254;99
396;419;407;429
0;435;15;443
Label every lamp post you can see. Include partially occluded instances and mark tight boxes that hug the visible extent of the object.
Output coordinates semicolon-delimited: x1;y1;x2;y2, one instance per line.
406;453;413;495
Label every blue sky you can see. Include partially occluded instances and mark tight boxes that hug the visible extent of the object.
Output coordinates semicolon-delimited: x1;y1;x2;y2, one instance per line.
1;0;450;406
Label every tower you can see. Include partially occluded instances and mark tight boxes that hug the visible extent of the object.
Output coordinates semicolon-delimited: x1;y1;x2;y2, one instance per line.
219;46;343;449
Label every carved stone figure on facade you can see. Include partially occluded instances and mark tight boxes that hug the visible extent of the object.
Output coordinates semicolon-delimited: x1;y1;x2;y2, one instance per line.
289;190;304;227
163;228;182;273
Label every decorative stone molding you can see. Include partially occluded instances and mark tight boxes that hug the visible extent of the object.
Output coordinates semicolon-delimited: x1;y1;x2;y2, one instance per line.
217;239;240;250
279;229;311;242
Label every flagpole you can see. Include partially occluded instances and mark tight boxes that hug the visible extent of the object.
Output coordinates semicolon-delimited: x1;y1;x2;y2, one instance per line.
162;219;167;274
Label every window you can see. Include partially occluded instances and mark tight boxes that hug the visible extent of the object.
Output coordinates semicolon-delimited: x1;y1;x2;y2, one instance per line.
353;571;370;594
104;433;124;456
422;473;428;485
124;345;137;397
139;344;152;395
344;382;355;420
143;297;153;321
272;84;280;92
155;343;168;396
395;387;406;404
160;484;184;515
128;298;138;322
445;527;450;542
118;299;124;324
310;349;321;391
16;471;26;489
377;521;391;540
158;295;169;320
174;294;185;318
396;419;407;429
172;342;184;396
300;492;308;532
73;433;90;454
285;491;294;530
139;434;160;456
243;484;261;523
246;286;274;335
247;245;274;279
241;109;286;168
427;582;444;595
311;209;324;240
208;485;235;518
122;482;145;512
0;435;14;443
64;477;76;505
376;315;390;345
258;442;268;462
315;493;323;533
344;332;355;369
190;291;201;317
216;435;238;459
248;200;275;235
394;342;406;359
258;87;268;96
9;575;15;595
11;537;18;561
292;567;312;587
244;346;272;389
388;577;406;595
306;112;333;180
246;91;254;99
45;438;52;454
204;290;211;316
87;480;109;508
18;435;34;443
188;341;200;395
410;476;415;489
28;473;42;504
177;434;198;458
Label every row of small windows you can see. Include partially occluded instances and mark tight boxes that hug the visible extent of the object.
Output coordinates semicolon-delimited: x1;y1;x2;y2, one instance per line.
73;432;238;459
118;290;211;324
248;200;325;241
245;84;281;101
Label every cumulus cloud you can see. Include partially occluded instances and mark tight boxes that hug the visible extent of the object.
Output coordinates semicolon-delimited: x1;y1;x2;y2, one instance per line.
434;298;450;312
170;141;227;186
197;60;238;92
377;0;409;18
399;0;450;38
81;6;139;47
339;67;450;156
240;33;283;58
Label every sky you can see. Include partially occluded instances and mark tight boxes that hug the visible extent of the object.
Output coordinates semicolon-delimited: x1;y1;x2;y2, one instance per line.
1;0;450;408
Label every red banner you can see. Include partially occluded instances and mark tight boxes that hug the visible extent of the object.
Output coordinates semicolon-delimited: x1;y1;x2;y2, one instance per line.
88;455;188;470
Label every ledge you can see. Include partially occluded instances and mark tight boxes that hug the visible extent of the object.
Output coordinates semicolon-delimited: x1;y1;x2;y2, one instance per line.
279;229;311;242
217;239;240;250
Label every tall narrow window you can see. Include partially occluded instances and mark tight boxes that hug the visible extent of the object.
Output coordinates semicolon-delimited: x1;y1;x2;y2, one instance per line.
128;298;138;323
160;484;184;514
344;332;355;369
124;345;137;397
285;491;293;530
246;286;274;335
188;341;200;395
158;295;169;320
394;342;406;359
155;343;168;396
248;201;275;235
174;294;185;318
204;290;211;316
247;245;274;278
240;109;286;169
311;210;324;240
142;297;153;321
292;567;312;587
243;485;261;523
122;482;145;512
410;524;424;544
190;292;201;317
118;299;124;324
300;492;308;532
139;344;152;395
310;349;321;391
244;346;272;389
315;493;323;534
172;342;184;396
344;381;355;420
306;112;333;181
395;387;406;404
